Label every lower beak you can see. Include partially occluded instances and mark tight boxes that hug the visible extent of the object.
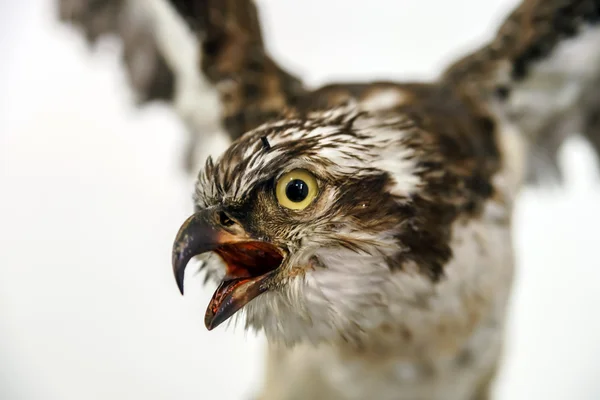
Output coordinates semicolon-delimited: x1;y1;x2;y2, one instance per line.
172;210;282;330
205;274;270;330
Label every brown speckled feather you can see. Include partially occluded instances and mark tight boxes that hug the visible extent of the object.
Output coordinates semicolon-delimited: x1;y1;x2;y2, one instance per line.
443;0;600;85
444;0;600;182
167;0;306;139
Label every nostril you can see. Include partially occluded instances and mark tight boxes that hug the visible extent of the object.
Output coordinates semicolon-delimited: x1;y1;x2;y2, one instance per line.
219;211;235;227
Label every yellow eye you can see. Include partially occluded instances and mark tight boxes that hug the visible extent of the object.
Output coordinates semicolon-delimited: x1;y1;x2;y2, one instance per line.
275;169;319;210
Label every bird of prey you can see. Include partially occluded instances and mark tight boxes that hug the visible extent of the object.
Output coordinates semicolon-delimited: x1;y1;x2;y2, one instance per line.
59;1;600;399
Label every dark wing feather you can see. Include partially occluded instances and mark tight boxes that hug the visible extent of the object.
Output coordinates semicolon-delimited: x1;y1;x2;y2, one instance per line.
58;0;306;172
59;0;176;104
165;0;306;140
443;0;600;183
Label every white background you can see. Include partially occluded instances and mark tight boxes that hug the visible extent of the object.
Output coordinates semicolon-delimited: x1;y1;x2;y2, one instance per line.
1;0;600;399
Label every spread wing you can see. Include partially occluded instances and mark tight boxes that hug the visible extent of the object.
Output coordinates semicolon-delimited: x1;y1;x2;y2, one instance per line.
59;0;600;182
58;0;306;172
443;0;600;183
57;0;420;172
164;0;306;138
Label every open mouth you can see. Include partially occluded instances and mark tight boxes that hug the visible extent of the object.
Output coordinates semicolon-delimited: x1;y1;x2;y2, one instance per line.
171;211;284;330
206;242;284;329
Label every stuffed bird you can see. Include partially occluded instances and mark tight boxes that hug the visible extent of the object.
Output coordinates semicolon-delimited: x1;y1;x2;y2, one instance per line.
59;1;600;399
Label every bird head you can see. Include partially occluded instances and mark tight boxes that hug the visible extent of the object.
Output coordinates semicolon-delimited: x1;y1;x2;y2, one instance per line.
172;104;460;346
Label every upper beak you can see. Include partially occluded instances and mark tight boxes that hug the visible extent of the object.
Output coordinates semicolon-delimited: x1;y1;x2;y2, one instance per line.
172;209;284;330
172;210;228;296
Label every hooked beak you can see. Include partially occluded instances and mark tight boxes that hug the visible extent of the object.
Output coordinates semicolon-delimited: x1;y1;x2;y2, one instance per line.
172;209;284;330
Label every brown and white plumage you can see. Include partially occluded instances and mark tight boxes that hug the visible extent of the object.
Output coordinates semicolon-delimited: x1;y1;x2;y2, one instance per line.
59;1;600;399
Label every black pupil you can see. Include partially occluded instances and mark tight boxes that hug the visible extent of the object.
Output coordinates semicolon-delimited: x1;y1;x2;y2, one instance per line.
285;179;309;203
